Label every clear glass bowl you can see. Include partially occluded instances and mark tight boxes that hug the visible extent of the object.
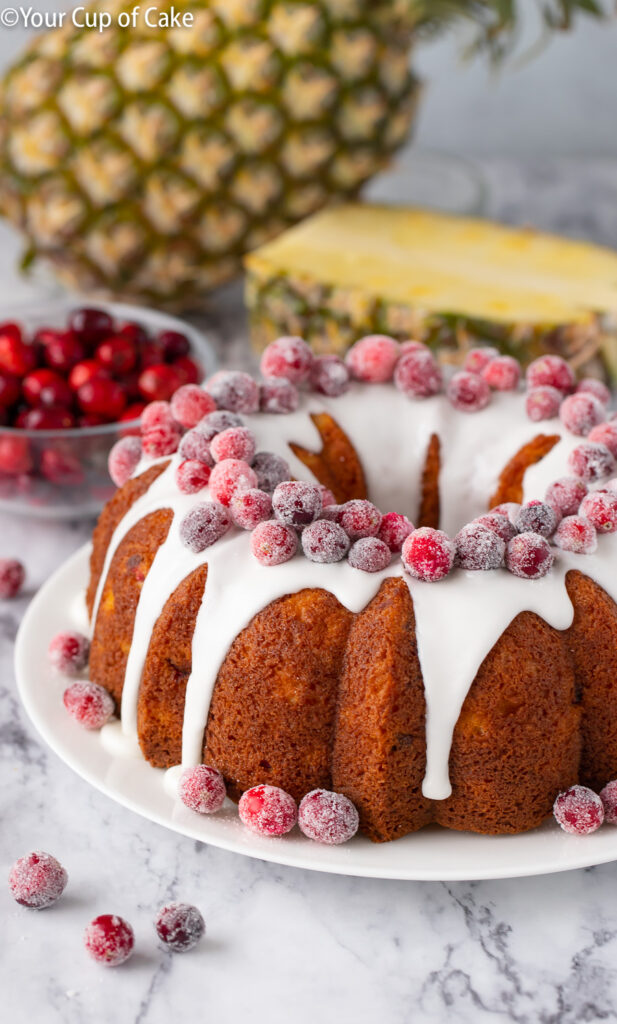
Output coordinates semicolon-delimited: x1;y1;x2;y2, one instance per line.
0;300;217;520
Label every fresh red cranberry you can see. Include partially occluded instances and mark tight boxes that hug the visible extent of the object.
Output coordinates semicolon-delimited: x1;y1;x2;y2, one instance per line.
553;785;604;835
69;307;114;346
577;378;611;406
209;458;258;506
348;536;392;572
0;436;31;475
231;488;272;529
141;400;174;432
138;338;166;368
210;426;256;464
260;336;313;384
174;356;202;385
0;558;25;598
579;490;617;533
338;499;381;540
394;350;443;399
119;321;149;348
238;784;297;836
463;347;499;374
472;512;516;544
178;428;214;466
345;334;400;383
377;512;414;552
447;370;491;412
301;519;350;563
158;329;191;361
43;330;84;374
8;851;67;909
401;527;455;582
138;363;183;403
40;448;84;486
505;532;553;579
175;459;212;494
78;378;126;420
155;902;205;952
526;354;576;394
309;355;351;397
48;631;90;675
108;436;142;487
0;331;36;377
526;385;562;422
559;392;605;436
179;501;231;552
206;371;259;414
18;407;76;430
545;477;588;517
178;764;226;814
22;369;72;409
515;500;558;538
298;789;359;845
272;480;323;526
142;424;181;458
0;371;20;408
63;681;114;729
251;520;298;566
568;442;615;482
0;321;21;343
95;335;137;375
198;410;244;441
588;422;617;458
482;355;521;391
259;376;299;414
68;359;111;392
455;522;505;570
599;779;617;824
84;914;134;966
252;451;290;493
553;515;597;554
170;384;216;429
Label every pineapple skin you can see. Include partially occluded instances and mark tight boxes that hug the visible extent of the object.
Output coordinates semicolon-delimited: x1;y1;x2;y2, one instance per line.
0;0;420;306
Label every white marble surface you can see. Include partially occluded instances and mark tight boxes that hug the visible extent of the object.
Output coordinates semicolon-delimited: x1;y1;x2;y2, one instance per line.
3;159;617;1023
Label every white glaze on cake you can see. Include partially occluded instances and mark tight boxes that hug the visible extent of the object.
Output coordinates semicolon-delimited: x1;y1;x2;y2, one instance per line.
92;384;617;801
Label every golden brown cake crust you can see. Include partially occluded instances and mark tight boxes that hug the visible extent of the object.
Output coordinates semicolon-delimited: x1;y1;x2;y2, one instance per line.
289;411;366;503
490;435;560;507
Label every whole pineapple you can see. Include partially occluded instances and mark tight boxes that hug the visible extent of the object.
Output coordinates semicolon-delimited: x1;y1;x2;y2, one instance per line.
0;0;602;307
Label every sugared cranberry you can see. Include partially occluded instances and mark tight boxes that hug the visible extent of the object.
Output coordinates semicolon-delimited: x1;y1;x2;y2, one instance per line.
174;356;202;385
0;436;31;475
44;331;84;373
545;477;588;517
63;681;114;729
238;784;297;836
588;422;617;458
141;400;174;432
251;520;298;566
179;502;231;552
18;407;76;430
155;902;205;953
472;512;516;544
455;522;505;570
159;329;190;361
198;410;244;441
175;459;212;494
95;335;136;375
205;371;259;414
463;347;499;374
78;378;126;420
298;789;359;845
401;527;455;582
108;436;142;487
318;485;336;507
526;355;575;394
142;424;181;458
272;480;322;527
515;500;558;538
209;458;257;506
553;515;597;554
68;359;110;392
309;355;350;397
0;558;25;597
178;428;214;466
348;536;391;572
599;780;617;825
394;350;443;399
40;448;83;485
579;490;617;533
0;371;20;407
568;442;615;482
178;764;226;814
8;851;67;909
447;371;491;412
231;488;272;530
48;631;90;675
259;376;299;414
320;503;343;521
138;364;183;403
526;385;562;422
210;426;256;465
69;307;114;346
345;334;400;383
170;384;216;429
505;532;553;579
377;512;414;552
252;451;290;493
301;519;350;563
559;392;605;436
337;499;381;540
489;504;522;525
576;378;611;406
553;785;604;835
22;369;72;409
0;330;36;376
482;355;521;391
84;914;134;966
260;336;313;384
399;340;430;356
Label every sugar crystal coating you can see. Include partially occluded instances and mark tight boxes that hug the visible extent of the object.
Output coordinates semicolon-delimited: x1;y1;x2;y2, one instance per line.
545;477;588;517
108;436;142;487
8;851;68;909
205;371;259;414
559;392;605;436
482;355;521;391
553;515;597;554
463;346;499;374
209;458;258;506
345;334;400;383
588;422;617;458
175;459;211;494
455;522;505;570
260;336;313;384
251;520;298;566
259;376;300;414
179;502;231;552
198;409;244;441
170;385;216;428
301;519;349;563
525;385;562;422
309;355;351;397
526;355;576;394
298;789;359;845
348;536;392;572
252;451;290;493
231;488;272;530
338;499;381;540
490;502;521;525
63;681;115;729
210;426;256;465
394;350;443;399
515;500;558;538
553;785;604;835
272;480;322;527
599;779;617;825
378;512;414;552
579;490;617;533
155;902;205;952
401;528;455;582
505;533;554;579
568;442;615;483
576;378;611;406
142;423;181;458
447;370;491;412
141;400;174;432
178;428;214;466
472;512;516;544
179;764;226;814
84;914;135;966
48;630;90;675
238;784;297;836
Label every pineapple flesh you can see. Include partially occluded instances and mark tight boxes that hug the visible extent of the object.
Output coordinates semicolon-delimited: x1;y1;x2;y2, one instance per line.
245;204;617;380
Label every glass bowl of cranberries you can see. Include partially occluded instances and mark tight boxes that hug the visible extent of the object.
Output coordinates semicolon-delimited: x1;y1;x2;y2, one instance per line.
0;301;215;518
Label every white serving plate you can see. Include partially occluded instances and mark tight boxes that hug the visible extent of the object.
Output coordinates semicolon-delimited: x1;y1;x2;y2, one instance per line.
15;544;617;881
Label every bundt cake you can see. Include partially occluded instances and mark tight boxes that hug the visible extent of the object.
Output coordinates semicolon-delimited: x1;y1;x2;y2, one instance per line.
88;340;617;843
